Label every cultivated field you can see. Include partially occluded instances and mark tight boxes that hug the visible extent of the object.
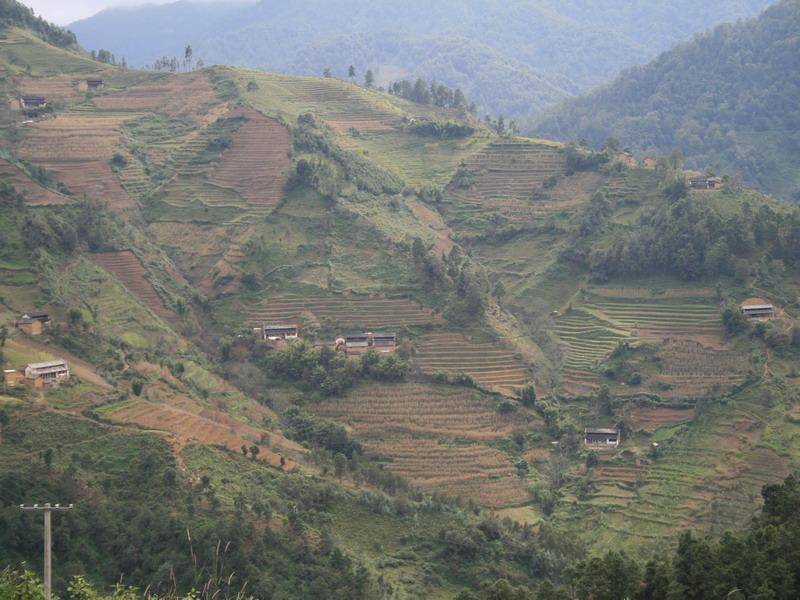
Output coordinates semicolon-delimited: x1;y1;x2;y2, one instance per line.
15;112;137;211
90;251;173;320
17;74;83;104
364;436;528;507
259;76;402;132
313;382;521;441
447;140;568;220
207;107;292;213
243;294;442;329
414;332;528;396
555;308;630;371
104;399;297;469
653;339;748;397
0;158;69;204
629;405;695;432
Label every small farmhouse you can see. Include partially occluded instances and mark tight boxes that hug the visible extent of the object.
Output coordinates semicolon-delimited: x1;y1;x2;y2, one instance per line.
25;359;69;387
16;312;51;335
688;177;723;190
584;428;620;447
20;95;46;109
371;333;397;353
339;332;397;355
262;324;299;341
740;303;774;318
86;78;104;89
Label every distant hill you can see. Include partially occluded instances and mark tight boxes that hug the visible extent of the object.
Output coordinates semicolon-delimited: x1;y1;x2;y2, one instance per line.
68;0;773;118
0;0;76;47
535;0;800;200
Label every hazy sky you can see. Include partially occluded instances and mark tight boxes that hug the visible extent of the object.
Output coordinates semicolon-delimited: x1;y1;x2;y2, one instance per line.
25;0;248;25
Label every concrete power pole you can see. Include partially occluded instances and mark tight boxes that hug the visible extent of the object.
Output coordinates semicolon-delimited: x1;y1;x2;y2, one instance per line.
19;503;74;600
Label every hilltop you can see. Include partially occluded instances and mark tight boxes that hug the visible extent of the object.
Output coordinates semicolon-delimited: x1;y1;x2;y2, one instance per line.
535;0;800;200
68;0;773;119
2;8;800;598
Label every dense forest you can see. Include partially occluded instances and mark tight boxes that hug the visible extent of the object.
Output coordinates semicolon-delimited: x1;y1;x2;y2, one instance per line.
68;0;772;118
535;0;800;200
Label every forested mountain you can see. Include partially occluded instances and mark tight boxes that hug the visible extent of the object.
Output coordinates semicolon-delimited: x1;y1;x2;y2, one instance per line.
535;0;800;200
67;0;773;118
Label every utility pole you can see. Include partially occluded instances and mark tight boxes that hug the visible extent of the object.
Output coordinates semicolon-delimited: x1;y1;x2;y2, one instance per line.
19;503;73;600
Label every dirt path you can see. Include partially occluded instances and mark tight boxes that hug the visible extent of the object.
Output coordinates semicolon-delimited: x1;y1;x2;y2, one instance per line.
13;335;113;390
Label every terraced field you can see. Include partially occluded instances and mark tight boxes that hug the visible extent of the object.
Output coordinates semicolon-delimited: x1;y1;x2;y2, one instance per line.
313;383;521;441
104;399;299;469
18;74;83;104
0;158;69;204
207;107;291;214
572;392;794;551
243;295;442;329
654;339;748;397
266;76;401;132
15;112;137;211
90;251;172;320
555;308;630;371
414;332;528;396
629;405;695;432
92;71;219;121
582;294;722;343
447;140;567;220
364;436;528;507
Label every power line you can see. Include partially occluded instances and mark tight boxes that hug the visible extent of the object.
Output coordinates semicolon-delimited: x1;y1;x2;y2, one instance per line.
20;503;74;600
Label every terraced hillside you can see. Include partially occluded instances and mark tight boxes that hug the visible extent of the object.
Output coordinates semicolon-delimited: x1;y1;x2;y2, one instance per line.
15;112;138;211
90;251;173;320
207;107;292;213
17;74;83;104
577;393;791;551
243;73;402;132
555;308;630;371
364;436;528;508
447;140;568;220
654;339;748;397
242;294;442;329
414;332;529;396
0;157;69;204
313;382;522;441
103;398;299;469
581;292;722;344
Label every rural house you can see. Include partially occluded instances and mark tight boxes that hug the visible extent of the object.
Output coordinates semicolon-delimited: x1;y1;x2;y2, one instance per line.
3;369;25;387
86;78;104;89
740;303;774;318
15;311;51;335
20;95;46;109
688;177;723;190
338;332;397;355
584;428;620;447
24;359;69;387
262;324;299;341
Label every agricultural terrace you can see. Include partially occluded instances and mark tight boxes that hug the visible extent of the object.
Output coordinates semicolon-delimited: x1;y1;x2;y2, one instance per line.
576;394;790;551
653;339;748;397
14;111;138;211
92;71;220;122
0;28;100;76
446;140;568;221
364;436;528;507
338;130;491;189
240;71;403;132
103;399;299;469
243;294;442;329
579;290;723;344
414;332;528;396
89;251;173;321
207;107;292;214
18;74;83;104
629;405;695;432
313;382;524;441
0;157;69;204
554;308;630;371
